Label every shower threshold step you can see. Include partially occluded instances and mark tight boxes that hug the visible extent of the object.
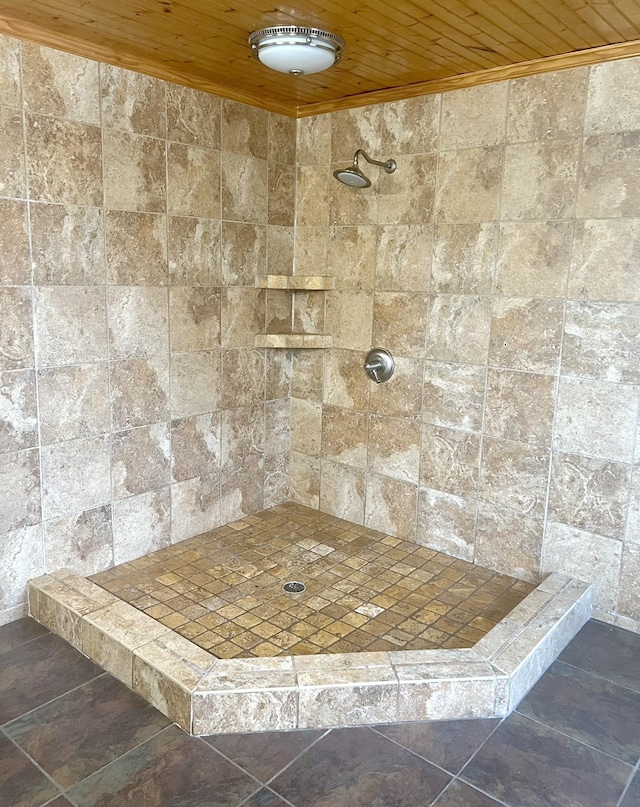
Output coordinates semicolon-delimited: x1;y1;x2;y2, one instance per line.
27;510;593;736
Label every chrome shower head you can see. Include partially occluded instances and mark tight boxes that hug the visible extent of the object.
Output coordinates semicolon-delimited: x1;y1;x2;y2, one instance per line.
333;165;371;188
333;149;397;188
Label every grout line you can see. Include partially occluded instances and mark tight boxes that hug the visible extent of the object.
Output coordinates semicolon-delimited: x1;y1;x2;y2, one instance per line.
616;759;639;807
1;671;108;731
433;775;513;807
553;658;640;696
508;710;637;766
2;727;69;804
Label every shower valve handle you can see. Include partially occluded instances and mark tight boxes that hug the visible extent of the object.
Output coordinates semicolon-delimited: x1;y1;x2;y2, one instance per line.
363;348;395;384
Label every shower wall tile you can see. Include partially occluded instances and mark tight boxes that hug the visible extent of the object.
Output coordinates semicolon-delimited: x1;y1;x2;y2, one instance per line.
506;68;588;142
330;105;382;163
167;84;220;149
585;57;640;134
548;453;630;539
221;154;267;223
420;424;481;498
38;363;110;445
416;487;476;562
422;362;486;434
0;37;286;623
0;284;29;364
0;200;30;285
576;132;640;218
441;83;507;149
0;105;26;198
375;225;432;292
169;287;221;352
170;351;220;418
0;448;41;534
110;357;170;430
43;506;113;577
111;423;171;500
112;488;171;564
0;369;38;453
105;211;167;285
568;219;640;301
426;295;492;365
26;115;103;206
167;143;220;218
107;286;168;360
22;44;100;124
377;153;436;225
321;405;368;469
100;65;165;138
435;146;502;222
0;36;21;108
41;436;111;520
367;415;420;484
372;292;428;358
484;369;556;447
31;203;105;286
488;297;563;374
432;223;497;295
296;115;331;165
103;130;166;212
501;140;579;220
35;286;107;367
365;473;417;539
381;94;440;155
319;460;365;524
327;226;376;290
495;220;572;298
562;301;640;383
169;217;221;287
221;100;268;159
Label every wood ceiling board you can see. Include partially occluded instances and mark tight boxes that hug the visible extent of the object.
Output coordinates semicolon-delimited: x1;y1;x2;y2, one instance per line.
1;0;640;117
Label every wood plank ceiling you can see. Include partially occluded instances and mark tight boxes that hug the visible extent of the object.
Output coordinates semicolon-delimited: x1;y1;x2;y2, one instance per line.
1;0;640;116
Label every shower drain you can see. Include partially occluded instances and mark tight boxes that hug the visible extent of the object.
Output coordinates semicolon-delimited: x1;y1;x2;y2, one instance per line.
283;581;306;593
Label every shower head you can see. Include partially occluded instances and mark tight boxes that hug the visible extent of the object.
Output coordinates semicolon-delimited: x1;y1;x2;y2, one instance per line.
333;149;397;188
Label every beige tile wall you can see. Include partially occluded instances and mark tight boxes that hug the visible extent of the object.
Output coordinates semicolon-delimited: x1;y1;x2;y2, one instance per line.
1;31;638;634
291;59;640;632
0;35;294;623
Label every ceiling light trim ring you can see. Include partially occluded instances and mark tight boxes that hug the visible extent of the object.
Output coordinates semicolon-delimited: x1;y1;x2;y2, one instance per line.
249;25;345;76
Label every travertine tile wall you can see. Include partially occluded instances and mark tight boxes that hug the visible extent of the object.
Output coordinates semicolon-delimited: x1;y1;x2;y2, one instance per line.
291;58;640;632
0;34;295;624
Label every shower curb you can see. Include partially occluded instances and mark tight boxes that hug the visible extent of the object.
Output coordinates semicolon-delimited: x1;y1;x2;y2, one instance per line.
27;570;593;735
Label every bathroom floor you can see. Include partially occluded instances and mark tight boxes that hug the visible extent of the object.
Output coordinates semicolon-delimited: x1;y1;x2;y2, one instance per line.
89;503;534;659
0;617;638;807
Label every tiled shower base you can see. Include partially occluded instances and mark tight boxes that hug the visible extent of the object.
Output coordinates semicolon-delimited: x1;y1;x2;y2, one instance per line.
27;503;594;736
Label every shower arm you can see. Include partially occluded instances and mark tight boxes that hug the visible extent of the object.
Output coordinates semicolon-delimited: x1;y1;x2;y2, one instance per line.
353;149;396;174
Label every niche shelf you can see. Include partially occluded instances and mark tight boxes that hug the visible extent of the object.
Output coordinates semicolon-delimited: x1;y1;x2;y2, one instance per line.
255;273;334;350
256;274;335;290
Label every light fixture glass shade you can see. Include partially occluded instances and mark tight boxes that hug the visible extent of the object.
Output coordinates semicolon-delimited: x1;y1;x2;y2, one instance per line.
249;26;345;75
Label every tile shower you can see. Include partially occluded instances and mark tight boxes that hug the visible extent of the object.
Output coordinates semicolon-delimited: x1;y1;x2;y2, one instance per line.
0;28;639;662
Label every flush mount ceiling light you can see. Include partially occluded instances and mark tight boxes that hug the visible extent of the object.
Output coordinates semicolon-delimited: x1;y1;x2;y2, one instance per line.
248;26;345;76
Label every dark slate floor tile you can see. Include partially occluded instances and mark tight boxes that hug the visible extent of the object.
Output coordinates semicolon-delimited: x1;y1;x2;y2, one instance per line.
461;712;632;807
559;621;640;693
66;724;259;807
374;718;499;774
5;674;171;788
0;618;48;656
44;799;75;807
619;771;639;807
0;633;101;725
270;726;451;807
0;732;60;807
517;661;640;765
239;788;290;807
432;780;508;806
204;728;326;783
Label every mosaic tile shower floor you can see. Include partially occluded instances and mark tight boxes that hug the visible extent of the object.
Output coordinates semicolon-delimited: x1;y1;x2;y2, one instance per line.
90;503;535;659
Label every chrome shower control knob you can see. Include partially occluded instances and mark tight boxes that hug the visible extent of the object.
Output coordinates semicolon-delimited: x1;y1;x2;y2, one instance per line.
364;348;394;383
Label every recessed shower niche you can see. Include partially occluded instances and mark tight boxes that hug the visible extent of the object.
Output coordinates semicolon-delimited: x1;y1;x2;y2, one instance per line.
28;503;593;736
